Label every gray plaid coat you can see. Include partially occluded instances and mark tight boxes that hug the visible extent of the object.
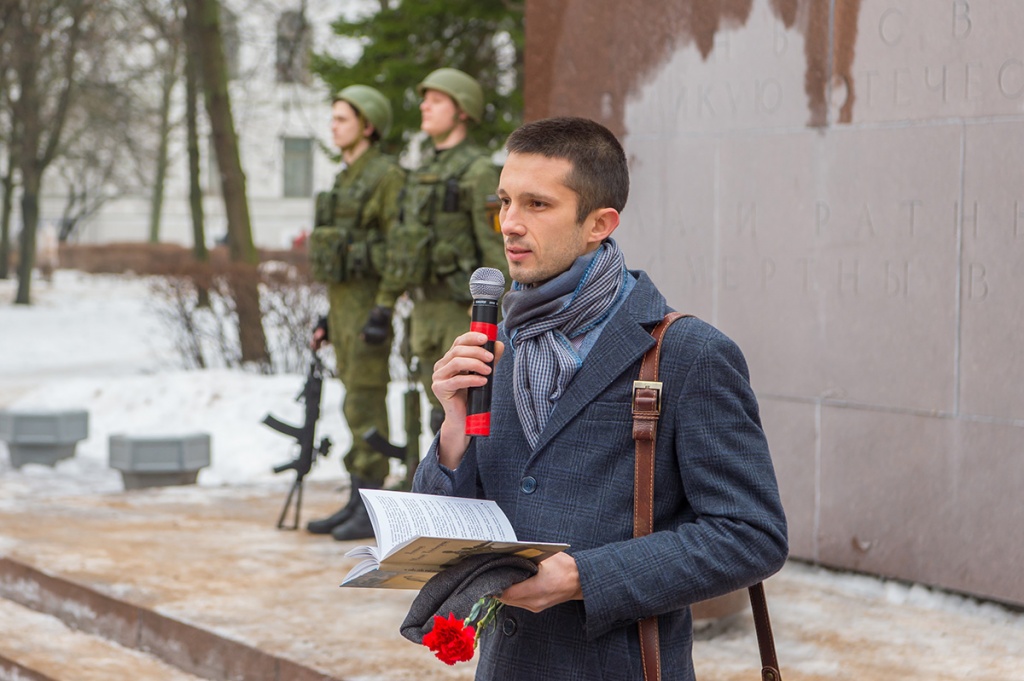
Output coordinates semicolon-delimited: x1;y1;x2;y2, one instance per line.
414;271;788;680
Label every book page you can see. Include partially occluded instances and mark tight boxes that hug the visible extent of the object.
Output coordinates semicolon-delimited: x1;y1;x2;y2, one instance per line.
360;489;518;554
382;536;570;569
341;536;570;589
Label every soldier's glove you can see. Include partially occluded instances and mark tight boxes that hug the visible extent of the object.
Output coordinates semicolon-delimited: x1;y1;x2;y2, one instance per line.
361;306;393;346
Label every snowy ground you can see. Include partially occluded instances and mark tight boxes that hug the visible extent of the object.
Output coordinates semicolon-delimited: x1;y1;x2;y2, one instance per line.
0;269;428;494
2;269;1024;680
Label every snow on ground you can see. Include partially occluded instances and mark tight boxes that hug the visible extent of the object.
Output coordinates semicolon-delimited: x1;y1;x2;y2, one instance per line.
0;270;426;496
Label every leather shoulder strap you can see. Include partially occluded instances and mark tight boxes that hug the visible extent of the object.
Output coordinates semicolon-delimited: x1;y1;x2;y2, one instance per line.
633;312;687;681
632;312;687;536
632;312;782;681
749;582;783;681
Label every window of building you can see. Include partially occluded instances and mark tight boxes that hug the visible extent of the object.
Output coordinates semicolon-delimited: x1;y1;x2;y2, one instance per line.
276;10;310;84
282;137;313;198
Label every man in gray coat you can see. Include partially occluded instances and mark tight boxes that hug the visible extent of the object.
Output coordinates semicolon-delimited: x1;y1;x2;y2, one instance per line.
416;117;788;680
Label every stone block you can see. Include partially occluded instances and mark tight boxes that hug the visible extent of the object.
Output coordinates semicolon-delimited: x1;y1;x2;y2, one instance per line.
711;125;962;413
618;136;717;321
759;398;818;561
0;409;89;468
109;433;211;490
846;0;1024;124
818;406;1024;605
959;121;1024;421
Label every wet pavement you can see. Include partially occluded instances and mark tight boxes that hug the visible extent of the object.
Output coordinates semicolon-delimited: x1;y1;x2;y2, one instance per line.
0;477;1022;680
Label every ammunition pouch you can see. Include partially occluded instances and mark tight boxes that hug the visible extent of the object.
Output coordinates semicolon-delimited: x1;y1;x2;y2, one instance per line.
308;154;395;284
432;185;477;303
309;222;377;284
389;154;482;300
310;225;346;284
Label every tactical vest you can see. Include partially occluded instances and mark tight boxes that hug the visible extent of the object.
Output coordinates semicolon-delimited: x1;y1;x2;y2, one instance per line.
387;143;491;302
309;151;395;284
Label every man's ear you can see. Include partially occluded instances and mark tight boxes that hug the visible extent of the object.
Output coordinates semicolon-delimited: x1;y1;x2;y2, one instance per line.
586;207;620;244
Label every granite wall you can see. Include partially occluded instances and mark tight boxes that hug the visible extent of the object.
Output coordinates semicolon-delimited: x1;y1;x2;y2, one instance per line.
525;0;1024;606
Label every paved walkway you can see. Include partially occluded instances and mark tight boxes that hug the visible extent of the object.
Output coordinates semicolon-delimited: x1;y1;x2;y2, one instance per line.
0;476;1022;680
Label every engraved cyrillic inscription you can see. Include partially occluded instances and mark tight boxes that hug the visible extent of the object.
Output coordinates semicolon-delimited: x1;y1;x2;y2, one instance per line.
966;262;989;300
879;7;905;46
737;202;757;238
953;0;973;39
813;199;930;240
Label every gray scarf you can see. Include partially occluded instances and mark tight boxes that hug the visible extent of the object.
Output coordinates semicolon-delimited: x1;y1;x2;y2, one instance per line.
502;239;627;448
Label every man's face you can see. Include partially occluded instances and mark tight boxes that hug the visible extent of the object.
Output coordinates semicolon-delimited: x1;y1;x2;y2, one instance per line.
497;152;598;286
419;89;461;137
331;100;366;151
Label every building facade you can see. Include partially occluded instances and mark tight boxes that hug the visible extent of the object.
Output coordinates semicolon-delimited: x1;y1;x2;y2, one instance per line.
39;0;372;250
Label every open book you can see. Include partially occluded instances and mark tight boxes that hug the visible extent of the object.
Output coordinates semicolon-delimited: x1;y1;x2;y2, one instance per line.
341;489;570;589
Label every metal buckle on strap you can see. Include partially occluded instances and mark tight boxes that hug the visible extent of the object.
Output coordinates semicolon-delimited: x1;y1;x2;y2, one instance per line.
632;380;663;414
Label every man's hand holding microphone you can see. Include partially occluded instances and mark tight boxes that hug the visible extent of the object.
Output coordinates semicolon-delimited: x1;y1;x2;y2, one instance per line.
431;267;505;470
429;267;583;611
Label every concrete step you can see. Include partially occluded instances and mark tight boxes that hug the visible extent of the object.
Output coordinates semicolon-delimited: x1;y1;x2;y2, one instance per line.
0;482;469;681
0;557;342;681
0;595;205;681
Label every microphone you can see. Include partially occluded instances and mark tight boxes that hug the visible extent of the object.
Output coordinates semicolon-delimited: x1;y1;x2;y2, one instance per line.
466;267;506;436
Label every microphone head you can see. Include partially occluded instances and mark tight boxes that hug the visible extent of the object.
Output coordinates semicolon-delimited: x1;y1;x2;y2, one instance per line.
469;267;506;301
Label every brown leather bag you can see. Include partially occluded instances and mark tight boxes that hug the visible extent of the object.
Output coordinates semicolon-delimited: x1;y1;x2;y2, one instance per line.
632;312;782;681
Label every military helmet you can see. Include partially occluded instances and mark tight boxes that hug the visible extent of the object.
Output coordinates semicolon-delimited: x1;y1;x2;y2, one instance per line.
334;85;393;138
416;68;484;123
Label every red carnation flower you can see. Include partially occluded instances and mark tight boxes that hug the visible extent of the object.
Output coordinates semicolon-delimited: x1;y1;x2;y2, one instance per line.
422;613;477;665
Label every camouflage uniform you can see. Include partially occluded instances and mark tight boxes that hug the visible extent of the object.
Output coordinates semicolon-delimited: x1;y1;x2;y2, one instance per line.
311;145;405;485
377;139;507;423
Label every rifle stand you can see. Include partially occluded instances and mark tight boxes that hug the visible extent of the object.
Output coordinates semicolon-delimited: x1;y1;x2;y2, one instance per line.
276;478;305;531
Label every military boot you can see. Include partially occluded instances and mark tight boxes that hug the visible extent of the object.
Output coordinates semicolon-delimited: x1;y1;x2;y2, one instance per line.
330;483;380;541
306;476;367;535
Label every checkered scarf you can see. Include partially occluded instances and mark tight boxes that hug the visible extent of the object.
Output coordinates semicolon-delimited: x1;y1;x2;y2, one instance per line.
501;239;627;448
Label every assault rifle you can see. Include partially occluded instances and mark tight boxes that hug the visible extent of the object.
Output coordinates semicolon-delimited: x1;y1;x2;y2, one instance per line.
363;303;421;489
263;353;332;529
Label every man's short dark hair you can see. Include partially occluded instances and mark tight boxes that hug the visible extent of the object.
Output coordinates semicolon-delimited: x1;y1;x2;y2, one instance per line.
505;117;629;224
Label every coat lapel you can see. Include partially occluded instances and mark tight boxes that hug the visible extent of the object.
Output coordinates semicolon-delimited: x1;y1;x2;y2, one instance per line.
528;272;668;456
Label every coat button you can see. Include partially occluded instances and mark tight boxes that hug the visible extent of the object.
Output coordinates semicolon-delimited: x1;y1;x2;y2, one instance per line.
502;617;517;636
520;476;537;494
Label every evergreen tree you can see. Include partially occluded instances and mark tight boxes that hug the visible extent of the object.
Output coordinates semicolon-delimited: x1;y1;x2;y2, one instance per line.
311;0;523;153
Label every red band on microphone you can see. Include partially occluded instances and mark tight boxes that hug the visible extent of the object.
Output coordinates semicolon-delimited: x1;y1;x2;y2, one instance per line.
465;412;491;437
470;321;498;341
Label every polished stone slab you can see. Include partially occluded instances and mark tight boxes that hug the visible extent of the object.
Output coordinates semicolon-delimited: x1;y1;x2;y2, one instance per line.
528;0;1024;609
847;0;1024;124
817;406;1024;605
959;120;1024;421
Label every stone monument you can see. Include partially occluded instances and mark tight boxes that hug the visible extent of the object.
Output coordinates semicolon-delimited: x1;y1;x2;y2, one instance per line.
525;0;1024;606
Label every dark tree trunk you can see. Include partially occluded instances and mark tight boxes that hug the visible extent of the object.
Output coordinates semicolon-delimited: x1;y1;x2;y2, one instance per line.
9;0;91;305
0;143;15;280
15;171;39;305
148;39;180;244
184;0;268;366
182;0;210;307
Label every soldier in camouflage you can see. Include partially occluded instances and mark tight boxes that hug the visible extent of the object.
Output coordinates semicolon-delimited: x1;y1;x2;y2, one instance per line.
306;85;405;541
366;68;509;434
